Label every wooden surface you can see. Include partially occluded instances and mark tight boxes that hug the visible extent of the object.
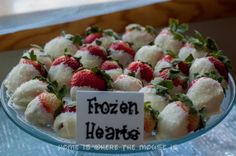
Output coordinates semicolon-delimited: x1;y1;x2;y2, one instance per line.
0;0;236;52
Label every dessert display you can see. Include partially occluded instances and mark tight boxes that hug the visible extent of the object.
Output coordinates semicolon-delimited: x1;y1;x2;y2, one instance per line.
2;19;232;142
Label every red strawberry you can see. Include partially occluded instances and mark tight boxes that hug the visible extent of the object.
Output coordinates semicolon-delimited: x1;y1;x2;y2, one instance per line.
52;55;81;70
70;69;107;90
159;68;169;80
20;59;47;77
208;56;228;80
63;104;76;113
162;55;173;62
109;41;135;57
126;61;154;83
188;79;198;89
84;33;102;44
79;45;107;61
159;68;187;89
101;60;121;70
178;61;189;75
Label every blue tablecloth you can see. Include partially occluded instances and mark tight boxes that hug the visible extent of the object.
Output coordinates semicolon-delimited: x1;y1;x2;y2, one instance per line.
1;103;236;156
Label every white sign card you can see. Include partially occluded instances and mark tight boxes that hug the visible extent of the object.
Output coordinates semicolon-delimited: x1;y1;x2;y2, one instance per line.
76;91;144;146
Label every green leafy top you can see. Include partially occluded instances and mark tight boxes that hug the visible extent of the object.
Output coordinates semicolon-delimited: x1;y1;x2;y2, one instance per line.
151;78;173;96
61;31;83;46
144;101;159;120
185;54;194;63
47;81;67;100
209;50;232;70
91;67;113;89
188;30;218;52
198;107;207;129
194;71;223;84
145;25;158;36
188;31;231;70
32;76;67;100
165;50;178;58
85;25;102;35
169;18;188;41
103;29;119;39
22;50;37;61
168;68;181;79
69;35;83;46
172;93;197;114
128;72;136;77
95;40;102;46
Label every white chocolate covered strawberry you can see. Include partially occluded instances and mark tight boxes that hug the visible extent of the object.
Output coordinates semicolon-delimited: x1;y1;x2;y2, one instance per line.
100;60;123;81
187;77;224;116
189;56;228;84
122;24;156;51
108;40;135;67
4;52;47;93
178;43;207;61
84;26;119;49
158;100;200;139
139;85;169;112
124;61;154;84
48;55;81;88
113;74;143;91
25;92;62;125
74;44;107;68
11;79;48;108
70;68;111;100
154;19;187;54
23;47;52;70
135;45;164;68
53;103;76;138
44;35;78;59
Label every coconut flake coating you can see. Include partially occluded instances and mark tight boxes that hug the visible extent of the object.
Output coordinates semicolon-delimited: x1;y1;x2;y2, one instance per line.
178;43;207;61
158;101;189;139
48;64;74;88
44;36;77;59
139;85;169;112
113;74;143;91
187;77;224;116
53;112;76;139
154;28;183;54
4;63;41;93
135;45;164;68
11;79;48;108
104;68;123;81
189;57;217;81
122;24;155;51
24;93;61;125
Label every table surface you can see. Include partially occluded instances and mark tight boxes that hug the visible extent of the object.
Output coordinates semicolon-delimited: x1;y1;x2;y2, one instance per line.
0;51;236;156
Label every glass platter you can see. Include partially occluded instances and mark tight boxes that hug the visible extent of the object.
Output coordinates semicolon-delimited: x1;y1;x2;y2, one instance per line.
1;74;235;153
